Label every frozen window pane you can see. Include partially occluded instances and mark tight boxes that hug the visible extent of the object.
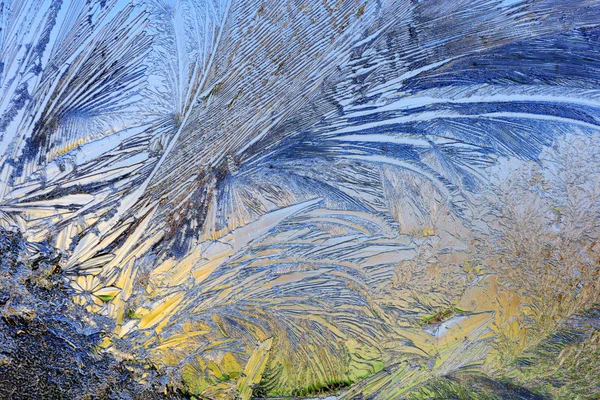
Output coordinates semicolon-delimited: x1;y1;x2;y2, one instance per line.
1;0;599;398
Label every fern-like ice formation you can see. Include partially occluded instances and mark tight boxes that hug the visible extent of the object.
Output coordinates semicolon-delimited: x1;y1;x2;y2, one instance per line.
1;0;600;398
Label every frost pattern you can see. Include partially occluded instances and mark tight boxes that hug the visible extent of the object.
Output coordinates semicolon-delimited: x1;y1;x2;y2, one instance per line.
1;0;600;398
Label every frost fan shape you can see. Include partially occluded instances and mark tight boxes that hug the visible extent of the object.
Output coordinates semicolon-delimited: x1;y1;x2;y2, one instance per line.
1;0;600;398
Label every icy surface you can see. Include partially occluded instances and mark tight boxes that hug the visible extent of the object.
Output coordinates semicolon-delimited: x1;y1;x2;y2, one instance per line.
1;0;600;398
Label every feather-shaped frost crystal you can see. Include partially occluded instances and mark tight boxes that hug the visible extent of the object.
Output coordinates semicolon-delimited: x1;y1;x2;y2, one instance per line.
1;0;600;398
